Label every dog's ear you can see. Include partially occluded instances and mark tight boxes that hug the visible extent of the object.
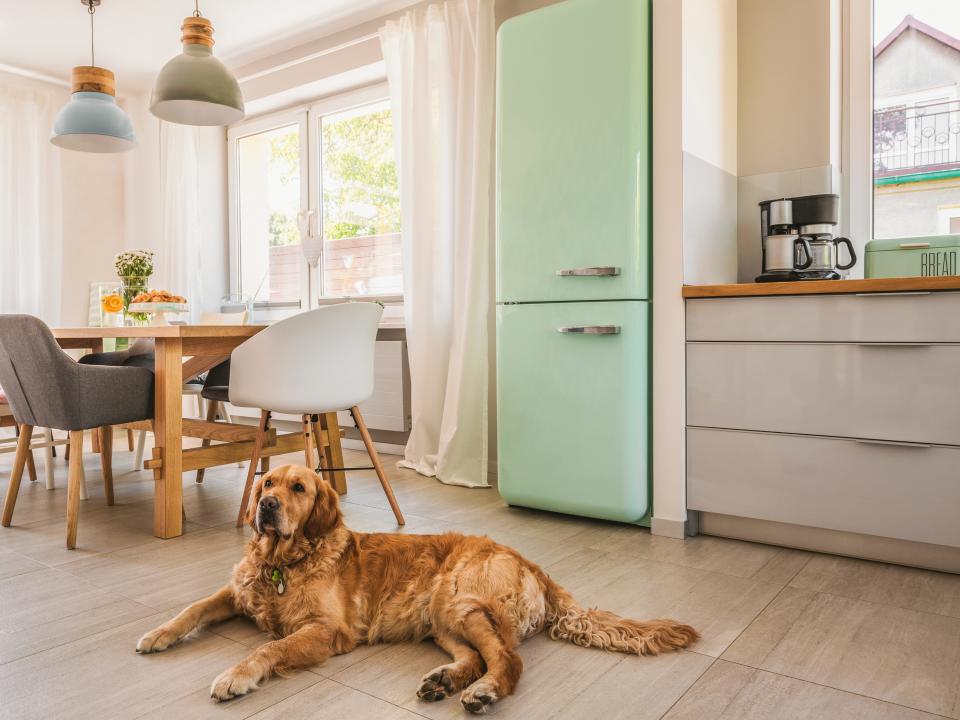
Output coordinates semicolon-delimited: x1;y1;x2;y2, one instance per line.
246;474;265;531
303;475;342;540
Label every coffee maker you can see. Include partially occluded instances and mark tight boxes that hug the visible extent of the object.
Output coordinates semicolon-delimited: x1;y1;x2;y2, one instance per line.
756;194;857;282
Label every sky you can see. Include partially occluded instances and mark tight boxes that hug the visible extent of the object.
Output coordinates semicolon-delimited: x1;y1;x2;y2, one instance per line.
875;0;960;42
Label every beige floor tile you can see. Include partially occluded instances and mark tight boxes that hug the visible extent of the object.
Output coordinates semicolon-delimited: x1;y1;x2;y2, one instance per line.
790;554;960;618
572;524;793;579
0;500;204;567
0;613;262;720
557;649;714;720
730;590;960;717
750;547;814;586
545;547;783;657
0;567;156;664
0;546;45;580
57;526;247;592
246;678;426;720
664;660;943;720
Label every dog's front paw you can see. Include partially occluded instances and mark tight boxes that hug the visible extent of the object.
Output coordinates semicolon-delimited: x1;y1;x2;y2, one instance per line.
210;665;260;702
136;626;179;654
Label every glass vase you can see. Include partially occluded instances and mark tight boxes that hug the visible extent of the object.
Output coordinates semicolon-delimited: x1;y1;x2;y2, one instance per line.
120;275;150;326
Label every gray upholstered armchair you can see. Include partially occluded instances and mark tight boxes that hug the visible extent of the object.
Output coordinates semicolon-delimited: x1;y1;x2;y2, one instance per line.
0;315;154;549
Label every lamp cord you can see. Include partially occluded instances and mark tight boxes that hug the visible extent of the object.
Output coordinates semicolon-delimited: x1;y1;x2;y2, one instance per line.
194;0;201;17
87;0;95;67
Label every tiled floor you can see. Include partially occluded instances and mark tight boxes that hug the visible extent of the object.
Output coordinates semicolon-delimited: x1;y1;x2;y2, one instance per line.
1;438;959;720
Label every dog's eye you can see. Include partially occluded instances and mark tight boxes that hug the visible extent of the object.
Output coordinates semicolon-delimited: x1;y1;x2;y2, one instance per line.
263;479;272;488
293;483;305;493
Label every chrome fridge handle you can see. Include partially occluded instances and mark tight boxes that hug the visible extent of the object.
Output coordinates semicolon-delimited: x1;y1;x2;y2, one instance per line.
557;325;621;335
556;266;621;277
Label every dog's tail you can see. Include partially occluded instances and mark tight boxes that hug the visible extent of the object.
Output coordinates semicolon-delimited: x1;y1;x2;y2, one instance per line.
542;578;699;655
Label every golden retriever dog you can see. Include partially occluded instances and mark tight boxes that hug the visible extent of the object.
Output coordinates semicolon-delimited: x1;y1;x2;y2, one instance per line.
136;465;698;713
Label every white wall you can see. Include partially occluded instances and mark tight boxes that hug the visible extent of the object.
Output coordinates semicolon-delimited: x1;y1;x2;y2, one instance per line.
735;0;843;281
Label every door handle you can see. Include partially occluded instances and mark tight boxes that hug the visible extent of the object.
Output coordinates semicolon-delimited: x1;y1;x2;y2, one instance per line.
557;325;621;335
853;438;932;449
856;343;933;348
556;266;621;277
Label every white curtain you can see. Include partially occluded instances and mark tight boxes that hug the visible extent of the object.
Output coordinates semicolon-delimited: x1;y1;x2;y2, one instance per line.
157;121;203;322
380;0;495;488
0;79;64;323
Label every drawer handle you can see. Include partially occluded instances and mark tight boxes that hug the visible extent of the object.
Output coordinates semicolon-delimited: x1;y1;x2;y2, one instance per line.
556;266;621;277
856;343;933;348
898;242;931;249
557;325;621;335
854;438;932;449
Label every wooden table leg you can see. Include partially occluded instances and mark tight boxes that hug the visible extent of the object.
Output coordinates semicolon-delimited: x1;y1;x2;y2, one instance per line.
153;337;184;539
320;412;347;495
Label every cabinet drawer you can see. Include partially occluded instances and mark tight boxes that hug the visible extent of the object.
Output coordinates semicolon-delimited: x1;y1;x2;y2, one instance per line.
687;427;960;547
686;292;960;342
687;342;960;445
497;301;649;522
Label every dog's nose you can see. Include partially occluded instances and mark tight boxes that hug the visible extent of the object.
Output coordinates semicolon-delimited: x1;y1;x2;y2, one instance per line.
259;495;280;512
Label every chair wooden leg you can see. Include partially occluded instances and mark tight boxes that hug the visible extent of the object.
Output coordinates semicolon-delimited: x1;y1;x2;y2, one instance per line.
350;407;404;525
99;427;114;506
236;410;270;527
2;424;33;527
301;415;315;468
195;401;219;484
91;427;101;454
127;429;135;451
43;429;55;490
66;431;84;549
260;456;271;474
320;412;347;495
311;414;326;471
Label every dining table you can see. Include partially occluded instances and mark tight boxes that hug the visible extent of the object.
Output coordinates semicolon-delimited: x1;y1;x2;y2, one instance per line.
51;324;350;540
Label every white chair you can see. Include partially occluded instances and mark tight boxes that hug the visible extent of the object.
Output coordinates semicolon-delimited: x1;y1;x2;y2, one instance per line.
1;391;67;491
229;302;404;527
133;310;248;472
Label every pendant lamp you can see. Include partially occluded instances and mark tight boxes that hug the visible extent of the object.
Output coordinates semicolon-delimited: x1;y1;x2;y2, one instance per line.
51;0;137;153
150;1;245;126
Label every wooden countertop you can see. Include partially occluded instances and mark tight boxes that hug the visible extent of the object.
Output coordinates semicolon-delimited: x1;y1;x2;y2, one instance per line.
682;276;960;298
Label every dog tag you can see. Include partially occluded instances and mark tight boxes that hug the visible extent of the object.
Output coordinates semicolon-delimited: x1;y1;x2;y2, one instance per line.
277;578;285;595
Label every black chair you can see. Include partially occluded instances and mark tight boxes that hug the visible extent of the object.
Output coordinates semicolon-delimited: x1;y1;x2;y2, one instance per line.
0;315;154;548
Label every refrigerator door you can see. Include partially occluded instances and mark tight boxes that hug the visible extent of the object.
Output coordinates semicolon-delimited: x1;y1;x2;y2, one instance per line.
497;301;649;522
497;0;650;304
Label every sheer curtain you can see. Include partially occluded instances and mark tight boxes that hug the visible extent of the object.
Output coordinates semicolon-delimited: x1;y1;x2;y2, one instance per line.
380;0;495;488
157;121;203;322
0;79;64;323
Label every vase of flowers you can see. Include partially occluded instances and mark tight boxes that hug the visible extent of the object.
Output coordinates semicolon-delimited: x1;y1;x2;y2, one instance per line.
115;250;155;325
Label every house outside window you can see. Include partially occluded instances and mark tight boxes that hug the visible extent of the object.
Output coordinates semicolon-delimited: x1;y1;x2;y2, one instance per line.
873;11;960;239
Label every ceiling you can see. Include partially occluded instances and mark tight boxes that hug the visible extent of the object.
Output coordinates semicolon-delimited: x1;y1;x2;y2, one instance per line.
0;0;409;92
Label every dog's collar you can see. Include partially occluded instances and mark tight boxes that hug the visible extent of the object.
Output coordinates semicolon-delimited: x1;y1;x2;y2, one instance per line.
265;547;314;596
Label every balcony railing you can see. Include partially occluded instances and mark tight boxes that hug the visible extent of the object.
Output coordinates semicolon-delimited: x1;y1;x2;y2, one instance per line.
874;99;960;179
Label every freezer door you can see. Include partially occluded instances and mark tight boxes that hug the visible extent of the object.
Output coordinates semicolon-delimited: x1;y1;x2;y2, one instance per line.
496;0;650;303
496;301;649;522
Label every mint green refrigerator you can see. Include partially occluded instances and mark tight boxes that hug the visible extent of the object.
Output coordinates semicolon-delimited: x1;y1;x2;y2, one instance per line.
496;0;651;523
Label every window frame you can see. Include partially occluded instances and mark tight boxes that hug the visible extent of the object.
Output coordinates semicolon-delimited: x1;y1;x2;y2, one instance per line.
227;82;401;317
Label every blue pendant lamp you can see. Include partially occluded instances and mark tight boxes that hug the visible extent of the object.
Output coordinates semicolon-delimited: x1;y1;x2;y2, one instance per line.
50;0;136;153
150;2;244;126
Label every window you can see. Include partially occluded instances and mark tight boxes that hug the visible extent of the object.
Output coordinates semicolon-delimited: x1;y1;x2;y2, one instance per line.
871;3;960;240
228;84;402;319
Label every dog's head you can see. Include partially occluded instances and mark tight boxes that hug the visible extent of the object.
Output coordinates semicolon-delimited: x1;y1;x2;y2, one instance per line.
247;465;342;541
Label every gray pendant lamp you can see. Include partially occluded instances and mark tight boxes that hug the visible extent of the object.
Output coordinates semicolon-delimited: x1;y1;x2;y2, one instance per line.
50;0;137;153
150;1;245;126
